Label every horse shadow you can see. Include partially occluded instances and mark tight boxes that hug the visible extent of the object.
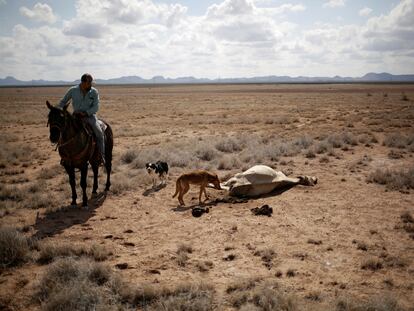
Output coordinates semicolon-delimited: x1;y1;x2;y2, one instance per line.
32;191;107;240
142;183;166;196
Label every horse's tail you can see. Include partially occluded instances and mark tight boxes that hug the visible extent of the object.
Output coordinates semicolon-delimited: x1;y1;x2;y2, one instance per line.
172;178;181;198
103;122;113;165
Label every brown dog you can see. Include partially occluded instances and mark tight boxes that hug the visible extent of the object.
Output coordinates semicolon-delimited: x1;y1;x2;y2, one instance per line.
172;170;221;205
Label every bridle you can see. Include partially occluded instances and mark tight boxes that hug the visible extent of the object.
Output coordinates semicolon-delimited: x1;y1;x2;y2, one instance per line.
47;111;95;162
47;113;76;150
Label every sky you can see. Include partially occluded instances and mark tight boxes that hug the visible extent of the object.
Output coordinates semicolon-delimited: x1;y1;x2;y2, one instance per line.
0;0;413;80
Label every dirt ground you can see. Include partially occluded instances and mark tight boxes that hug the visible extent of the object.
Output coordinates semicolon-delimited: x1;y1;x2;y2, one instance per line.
0;83;413;310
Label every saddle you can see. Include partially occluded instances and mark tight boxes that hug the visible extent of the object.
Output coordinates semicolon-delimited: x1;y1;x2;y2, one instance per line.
77;116;107;143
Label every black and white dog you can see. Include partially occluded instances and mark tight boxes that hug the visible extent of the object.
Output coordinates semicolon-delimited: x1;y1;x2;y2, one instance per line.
145;161;169;188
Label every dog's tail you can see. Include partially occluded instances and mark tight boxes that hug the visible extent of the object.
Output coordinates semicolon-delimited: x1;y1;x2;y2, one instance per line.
172;178;180;198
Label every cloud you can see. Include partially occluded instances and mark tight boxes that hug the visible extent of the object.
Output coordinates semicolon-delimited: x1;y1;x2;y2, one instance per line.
0;0;6;6
63;21;110;39
206;0;255;20
323;0;345;8
362;0;414;51
359;7;372;17
19;3;57;24
2;0;414;80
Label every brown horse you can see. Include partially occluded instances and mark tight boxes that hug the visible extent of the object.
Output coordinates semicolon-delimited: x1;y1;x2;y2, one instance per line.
46;101;113;207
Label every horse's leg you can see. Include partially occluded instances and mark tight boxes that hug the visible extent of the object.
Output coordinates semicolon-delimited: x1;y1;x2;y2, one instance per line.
80;163;89;207
64;165;77;206
91;162;99;194
104;156;111;191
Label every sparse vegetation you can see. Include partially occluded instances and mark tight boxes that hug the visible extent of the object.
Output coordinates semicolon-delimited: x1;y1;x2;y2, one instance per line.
383;133;414;149
361;257;383;271
1;84;414;310
0;227;30;268
367;167;414;191
37;242;112;264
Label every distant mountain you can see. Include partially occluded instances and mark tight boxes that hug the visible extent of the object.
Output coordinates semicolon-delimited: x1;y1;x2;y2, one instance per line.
1;72;414;86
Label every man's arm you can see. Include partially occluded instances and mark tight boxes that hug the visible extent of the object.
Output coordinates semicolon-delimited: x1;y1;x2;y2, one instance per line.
58;87;73;108
86;89;99;116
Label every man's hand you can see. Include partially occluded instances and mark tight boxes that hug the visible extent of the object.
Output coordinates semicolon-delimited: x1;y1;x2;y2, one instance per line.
73;111;87;118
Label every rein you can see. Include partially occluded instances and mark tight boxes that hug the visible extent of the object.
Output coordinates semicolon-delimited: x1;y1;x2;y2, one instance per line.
48;115;95;162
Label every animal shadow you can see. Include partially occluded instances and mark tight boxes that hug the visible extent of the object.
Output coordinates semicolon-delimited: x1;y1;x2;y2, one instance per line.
32;191;107;239
142;183;166;196
172;199;218;212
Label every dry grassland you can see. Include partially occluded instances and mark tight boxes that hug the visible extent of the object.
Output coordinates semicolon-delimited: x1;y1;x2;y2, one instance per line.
0;83;414;310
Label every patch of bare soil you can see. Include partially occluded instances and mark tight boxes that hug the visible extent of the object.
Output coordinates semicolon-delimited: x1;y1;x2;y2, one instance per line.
0;84;413;310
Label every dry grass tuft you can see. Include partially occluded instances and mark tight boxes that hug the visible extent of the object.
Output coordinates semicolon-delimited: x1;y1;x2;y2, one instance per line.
361;257;383;271
336;294;406;311
227;279;297;310
149;282;214;311
253;248;276;269
176;243;192;267
37;242;112;264
367;167;414;191
215;137;244;153
36;257;118;310
120;149;139;164
383;133;414;149
0;227;30;268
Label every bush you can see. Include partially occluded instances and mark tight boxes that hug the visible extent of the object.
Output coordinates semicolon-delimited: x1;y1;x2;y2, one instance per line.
37;258;117;310
38;242;111;264
227;280;297;311
218;155;242;170
149;283;214;311
367;167;414;191
195;143;218;161
215;137;243;153
383;133;414;149
0;227;30;267
120;149;138;164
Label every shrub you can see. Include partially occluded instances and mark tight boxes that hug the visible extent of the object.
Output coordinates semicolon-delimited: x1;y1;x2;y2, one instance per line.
367;167;414;191
149;283;214;311
195;143;218;161
215;137;243;153
110;173;136;195
37;258;117;310
218;155;242;170
38;242;111;264
227;280;297;311
0;227;30;268
336;295;405;311
361;257;382;271
120;149;138;164
383;133;414;149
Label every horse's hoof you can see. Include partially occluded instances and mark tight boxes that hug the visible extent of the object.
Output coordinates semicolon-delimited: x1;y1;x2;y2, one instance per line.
82;205;89;210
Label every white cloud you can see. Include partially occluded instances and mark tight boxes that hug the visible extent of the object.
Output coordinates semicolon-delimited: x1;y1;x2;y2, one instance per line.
19;3;57;24
359;7;372;17
2;0;414;80
323;0;345;8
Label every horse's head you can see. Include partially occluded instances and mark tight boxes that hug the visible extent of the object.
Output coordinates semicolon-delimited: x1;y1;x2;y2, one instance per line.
46;101;70;143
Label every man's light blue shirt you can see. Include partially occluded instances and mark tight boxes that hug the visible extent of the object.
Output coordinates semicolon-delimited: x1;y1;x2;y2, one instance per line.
59;85;99;116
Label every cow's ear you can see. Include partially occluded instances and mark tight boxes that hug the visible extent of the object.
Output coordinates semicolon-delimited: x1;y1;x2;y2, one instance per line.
46;101;53;110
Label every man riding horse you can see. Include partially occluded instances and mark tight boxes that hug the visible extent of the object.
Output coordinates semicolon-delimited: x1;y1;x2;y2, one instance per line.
47;73;113;208
59;73;105;165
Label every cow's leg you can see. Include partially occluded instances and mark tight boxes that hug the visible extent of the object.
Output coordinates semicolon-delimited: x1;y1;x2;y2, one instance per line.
91;162;99;194
64;165;77;206
80;163;89;207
